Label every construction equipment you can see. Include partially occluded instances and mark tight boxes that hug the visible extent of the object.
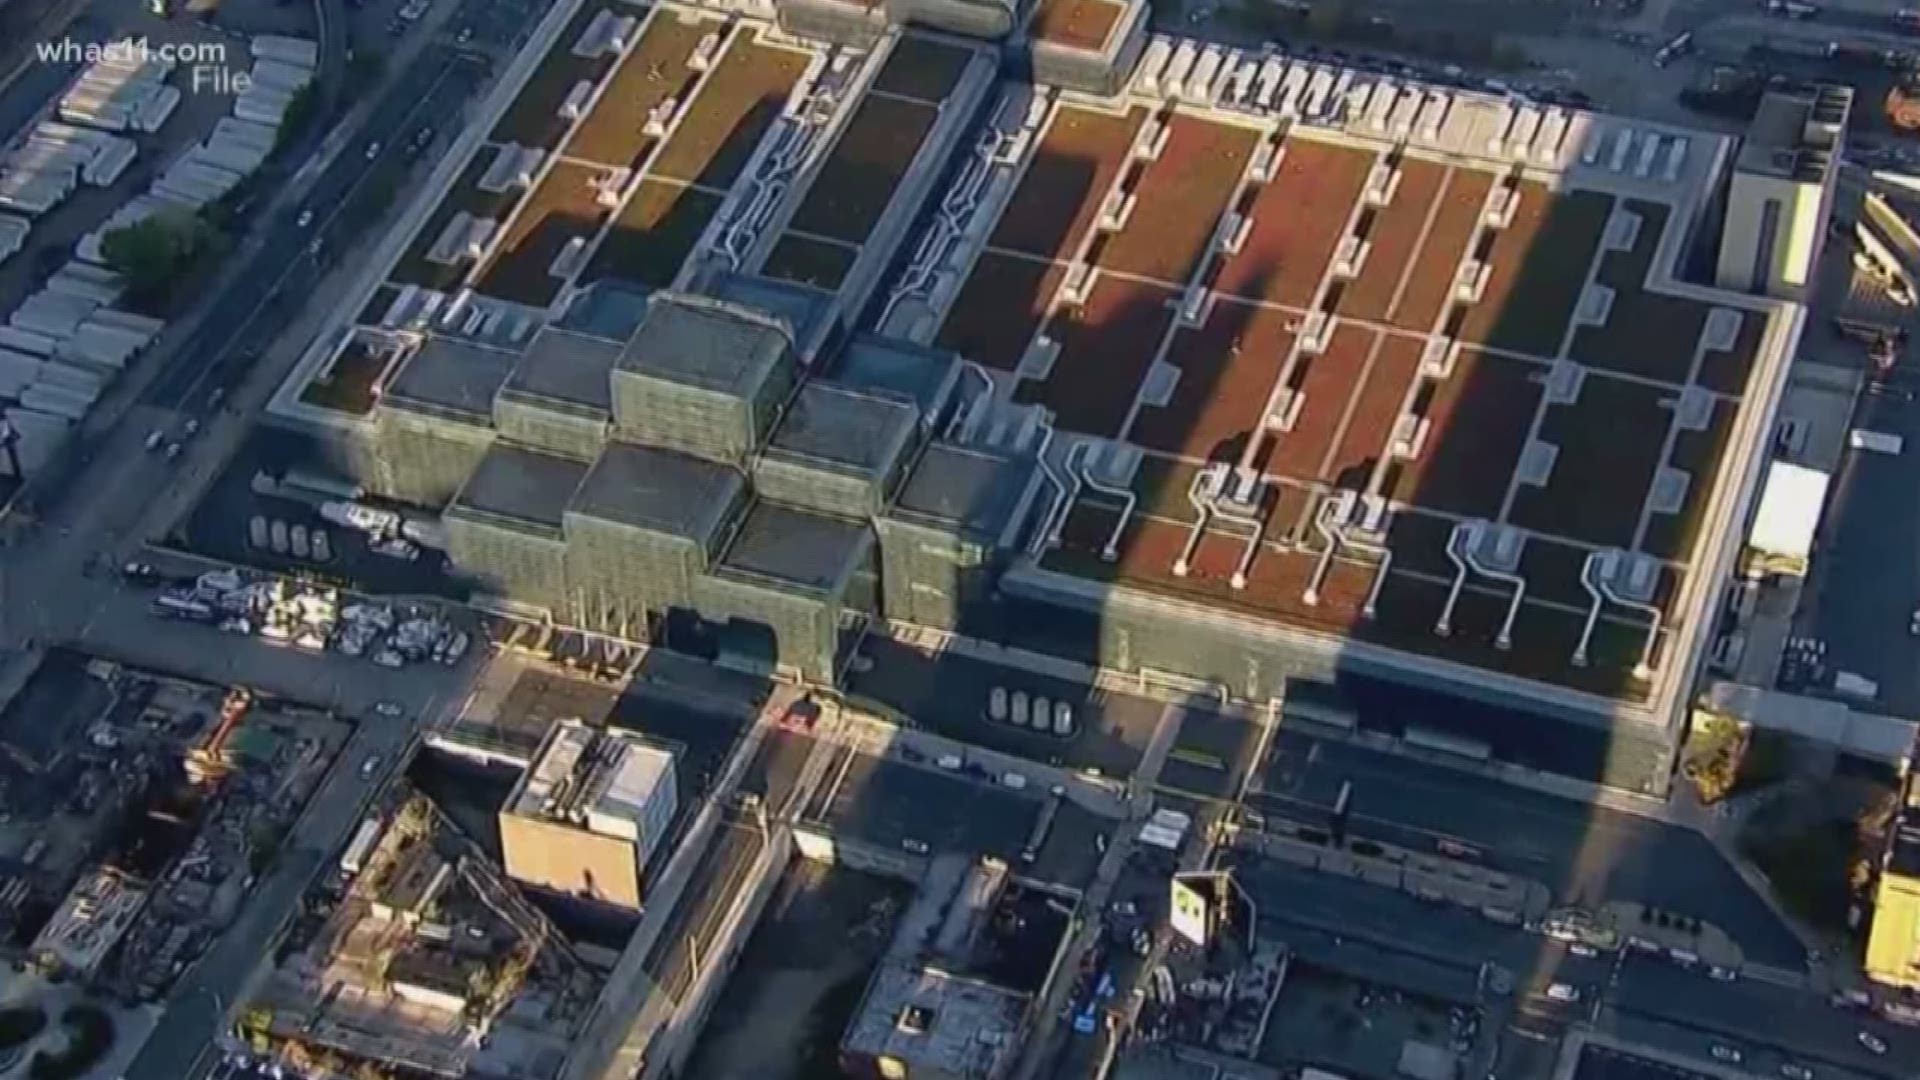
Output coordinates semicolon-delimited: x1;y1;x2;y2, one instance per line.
185;687;252;785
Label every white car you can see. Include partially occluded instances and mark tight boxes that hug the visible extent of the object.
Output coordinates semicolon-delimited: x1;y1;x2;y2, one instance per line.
1858;1031;1887;1055
373;701;404;718
365;141;381;160
1568;943;1598;958
1545;983;1581;1003
359;754;382;778
296;209;313;228
1710;1045;1743;1064
1781;1064;1814;1080
986;687;1007;722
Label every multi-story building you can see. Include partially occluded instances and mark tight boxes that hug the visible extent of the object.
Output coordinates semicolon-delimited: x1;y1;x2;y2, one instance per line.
1867;733;1920;991
499;719;679;910
1716;85;1851;300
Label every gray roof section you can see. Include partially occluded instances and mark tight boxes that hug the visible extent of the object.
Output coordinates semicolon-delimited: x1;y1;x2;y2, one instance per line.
711;272;835;353
617;291;793;396
449;443;588;531
568;441;744;541
831;333;961;420
502;327;621;414
385;337;519;421
765;381;918;475
717;501;870;593
890;442;1036;543
556;280;652;341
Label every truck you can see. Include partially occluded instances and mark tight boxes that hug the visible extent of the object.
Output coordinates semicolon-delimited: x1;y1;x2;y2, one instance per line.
152;594;214;622
1834;671;1880;701
1849;429;1905;454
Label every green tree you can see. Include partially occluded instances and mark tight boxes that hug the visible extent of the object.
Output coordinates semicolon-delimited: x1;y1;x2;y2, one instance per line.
100;211;218;308
277;84;317;151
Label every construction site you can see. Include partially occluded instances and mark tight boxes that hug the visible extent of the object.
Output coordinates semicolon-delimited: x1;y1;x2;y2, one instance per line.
243;787;601;1079
0;655;350;1000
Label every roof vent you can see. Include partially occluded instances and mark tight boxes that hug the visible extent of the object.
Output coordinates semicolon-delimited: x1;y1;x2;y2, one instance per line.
1332;235;1370;280
1263;387;1305;432
1420;336;1459;380
1296;311;1331;355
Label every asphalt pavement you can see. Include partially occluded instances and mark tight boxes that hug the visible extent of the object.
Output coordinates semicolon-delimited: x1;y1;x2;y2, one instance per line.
1233;854;1920;1080
1255;729;1807;969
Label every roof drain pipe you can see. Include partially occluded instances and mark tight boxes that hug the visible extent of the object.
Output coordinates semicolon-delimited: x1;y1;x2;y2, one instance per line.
1304;497;1343;607
1209;469;1266;590
946;361;993;443
1573;551;1607;669
1076;449;1135;561
1044;442;1087;548
1027;419;1065;555
1593;551;1663;680
1436;524;1472;638
1172;467;1215;577
1459;523;1526;651
1303;499;1394;618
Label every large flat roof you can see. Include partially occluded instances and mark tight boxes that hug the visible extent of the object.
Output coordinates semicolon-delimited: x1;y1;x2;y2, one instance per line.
298;8;819;418
904;62;1796;716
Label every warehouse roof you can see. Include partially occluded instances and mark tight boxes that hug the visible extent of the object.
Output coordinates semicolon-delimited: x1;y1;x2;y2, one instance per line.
568;441;743;540
716;501;870;593
385;337;519;421
616;291;792;396
449;443;588;531
502;327;621;414
765;381;918;475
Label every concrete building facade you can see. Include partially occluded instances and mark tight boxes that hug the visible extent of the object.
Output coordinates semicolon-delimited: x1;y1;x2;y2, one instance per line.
1717;86;1851;300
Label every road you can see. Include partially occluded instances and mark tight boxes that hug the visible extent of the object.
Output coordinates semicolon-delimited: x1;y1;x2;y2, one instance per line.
1233;856;1918;1080
143;45;484;410
1254;729;1808;969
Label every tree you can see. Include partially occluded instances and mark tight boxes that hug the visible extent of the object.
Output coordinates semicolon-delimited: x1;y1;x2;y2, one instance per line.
277;85;317;151
100;211;218;309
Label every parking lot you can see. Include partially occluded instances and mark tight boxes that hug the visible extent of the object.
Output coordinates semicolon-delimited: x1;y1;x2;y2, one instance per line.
846;637;1166;778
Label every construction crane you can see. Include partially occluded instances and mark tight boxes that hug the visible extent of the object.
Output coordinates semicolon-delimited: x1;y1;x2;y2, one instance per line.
185;687;253;785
